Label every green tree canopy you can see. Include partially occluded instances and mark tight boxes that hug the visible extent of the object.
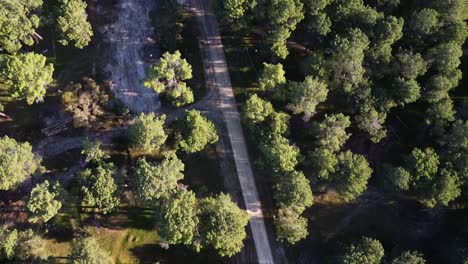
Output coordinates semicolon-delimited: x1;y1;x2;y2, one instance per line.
177;110;218;153
62;77;109;128
409;8;440;36
274;207;309;244
78;162;120;213
0;136;41;190
134;152;184;204
259;135;300;173
244;94;273;122
355;102;387;143
259;63;286;91
159;189;199;246
303;0;333;35
57;0;93;48
263;0;304;58
215;0;256;29
334;150;373;201
0;0;41;53
273;171;313;213
128;113;167;153
68;236;112;264
0;225;41;262
27;180;62;223
315;113;351;152
438;120;467;177
328;28;370;92
392;51;427;80
340;237;384;264
198;193;249;257
288;76;328;120
144;51;194;107
307;147;338;182
81;138;109;163
391;251;426;264
404;147;440;188
2;52;54;104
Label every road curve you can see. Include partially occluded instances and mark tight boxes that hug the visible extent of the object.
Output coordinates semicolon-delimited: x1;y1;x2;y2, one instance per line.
190;0;275;263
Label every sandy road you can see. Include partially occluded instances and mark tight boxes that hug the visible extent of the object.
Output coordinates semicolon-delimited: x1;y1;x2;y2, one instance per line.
105;0;160;113
190;0;275;263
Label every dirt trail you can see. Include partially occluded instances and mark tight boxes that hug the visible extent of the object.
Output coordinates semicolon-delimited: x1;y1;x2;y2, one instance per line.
104;0;160;113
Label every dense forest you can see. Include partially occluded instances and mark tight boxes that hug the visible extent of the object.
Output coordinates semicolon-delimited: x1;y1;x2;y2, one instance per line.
0;0;467;263
216;0;468;262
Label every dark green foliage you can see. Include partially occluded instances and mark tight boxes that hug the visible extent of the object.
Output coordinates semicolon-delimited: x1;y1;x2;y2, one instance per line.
2;52;54;104
0;136;41;190
391;251;426;264
57;0;93;48
274;207;309;244
27;180;62;223
128;113;167;152
198;193;249;257
177;110;218;153
78;162;120;213
334;150;373;201
258;135;300;172
159;189;199;246
273;171;313;213
144;51;194;107
68;236;112;264
134;152;184;203
340;237;384;264
0;0;42;53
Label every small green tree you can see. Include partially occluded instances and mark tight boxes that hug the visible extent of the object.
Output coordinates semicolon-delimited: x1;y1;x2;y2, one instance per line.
159;189;199;246
334;151;373;201
264;0;304;58
0;226;41;261
274;207;309;244
0;136;41;190
259;63;286;91
81;138;109;163
391;251;426;264
57;0;93;48
128;113;167;153
287;76;328;120
273;171;313;213
78;162;120;213
307;148;338;182
409;8;439;36
198;193;249;257
68;236;112;264
0;225;18;260
27;180;62;223
315;113;351;152
259;135;300;172
328;28;370;92
0;0;41;53
144;51;194;107
177;110;218;153
215;0;256;29
404;148;440;188
134;152;184;204
243;94;274;122
2;52;54;104
340;237;384;264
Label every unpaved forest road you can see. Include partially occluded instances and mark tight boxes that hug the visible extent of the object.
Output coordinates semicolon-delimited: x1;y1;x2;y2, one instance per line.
104;0;160;113
191;0;275;263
